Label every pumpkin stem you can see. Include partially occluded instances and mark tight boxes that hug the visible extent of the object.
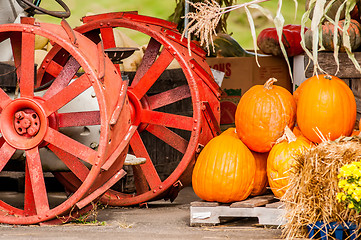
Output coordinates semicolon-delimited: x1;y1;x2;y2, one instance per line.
276;126;297;144
284;126;297;143
263;78;278;90
324;75;332;80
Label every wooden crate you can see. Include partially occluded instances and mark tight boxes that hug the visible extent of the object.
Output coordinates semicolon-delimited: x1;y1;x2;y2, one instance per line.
190;194;286;227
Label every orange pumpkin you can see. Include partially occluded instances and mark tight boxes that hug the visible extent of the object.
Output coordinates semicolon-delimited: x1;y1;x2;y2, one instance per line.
192;134;256;203
292;125;303;138
297;74;356;143
220;127;239;138
351;130;360;136
250;151;269;196
267;126;312;198
221;128;269;196
235;78;296;152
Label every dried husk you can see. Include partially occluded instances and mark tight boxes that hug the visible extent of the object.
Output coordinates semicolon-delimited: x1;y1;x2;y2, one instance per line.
301;0;361;76
182;0;297;76
282;136;361;240
183;0;361;78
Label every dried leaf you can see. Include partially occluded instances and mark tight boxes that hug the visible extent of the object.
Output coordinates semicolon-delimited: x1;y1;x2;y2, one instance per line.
274;0;294;80
244;6;260;66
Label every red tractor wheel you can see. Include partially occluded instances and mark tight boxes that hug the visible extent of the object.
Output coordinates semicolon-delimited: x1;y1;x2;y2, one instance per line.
37;12;221;206
0;18;130;224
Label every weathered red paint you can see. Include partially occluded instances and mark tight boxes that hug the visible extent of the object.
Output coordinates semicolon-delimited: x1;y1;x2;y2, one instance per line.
0;17;130;224
44;12;221;207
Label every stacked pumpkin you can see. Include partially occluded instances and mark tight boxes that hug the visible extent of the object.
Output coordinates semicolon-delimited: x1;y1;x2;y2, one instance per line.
193;74;357;202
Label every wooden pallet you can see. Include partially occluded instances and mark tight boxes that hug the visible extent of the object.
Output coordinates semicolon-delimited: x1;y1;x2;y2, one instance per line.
190;194;286;226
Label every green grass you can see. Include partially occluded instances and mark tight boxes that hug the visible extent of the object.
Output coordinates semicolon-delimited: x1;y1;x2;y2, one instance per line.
36;0;307;49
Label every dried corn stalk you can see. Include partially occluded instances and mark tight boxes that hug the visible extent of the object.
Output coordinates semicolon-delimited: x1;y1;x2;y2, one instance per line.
301;0;361;76
169;0;235;33
182;0;297;72
183;0;361;78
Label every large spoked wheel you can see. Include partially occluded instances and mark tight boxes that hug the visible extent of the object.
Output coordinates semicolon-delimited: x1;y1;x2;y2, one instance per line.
0;18;130;224
37;12;221;206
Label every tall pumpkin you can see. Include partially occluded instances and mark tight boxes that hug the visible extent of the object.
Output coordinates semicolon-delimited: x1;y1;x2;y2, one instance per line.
297;74;356;143
235;78;296;152
221;128;269;196
267;126;312;198
192;134;256;203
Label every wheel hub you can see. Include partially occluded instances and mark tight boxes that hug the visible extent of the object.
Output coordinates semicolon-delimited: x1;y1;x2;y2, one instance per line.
0;98;48;150
14;109;40;137
127;89;150;132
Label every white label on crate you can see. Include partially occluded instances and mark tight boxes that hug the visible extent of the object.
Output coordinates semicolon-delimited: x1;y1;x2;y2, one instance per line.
211;68;225;87
292;55;307;92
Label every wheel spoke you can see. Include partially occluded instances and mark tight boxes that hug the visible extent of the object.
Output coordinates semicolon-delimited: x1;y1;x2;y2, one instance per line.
48;145;89;182
146;125;188;154
25;147;50;215
147;85;191;110
0;142;16;172
57;111;100;127
43;57;81;100
141;109;193;131
43;74;92;116
130;130;161;189
132;165;149;195
44;127;97;166
100;27;116;49
99;27;122;73
19;31;35;98
130;48;174;99
0;88;11;111
10;33;21;78
24;163;36;216
131;38;161;87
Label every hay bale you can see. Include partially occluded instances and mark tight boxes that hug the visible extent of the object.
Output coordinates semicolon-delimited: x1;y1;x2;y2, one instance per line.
282;136;361;239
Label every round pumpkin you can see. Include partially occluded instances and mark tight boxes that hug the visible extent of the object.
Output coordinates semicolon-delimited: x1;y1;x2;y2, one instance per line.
235;78;296;153
351;130;360;136
250;151;269;196
221;127;269;196
267;126;312;198
306;0;361;22
292;125;304;138
304;19;361;52
297;74;356;143
306;0;346;22
192;134;256;203
220;127;239;139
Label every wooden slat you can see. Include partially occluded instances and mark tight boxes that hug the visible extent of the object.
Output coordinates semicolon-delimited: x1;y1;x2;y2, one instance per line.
190;201;220;207
304;52;361;78
230;195;276;208
266;201;285;209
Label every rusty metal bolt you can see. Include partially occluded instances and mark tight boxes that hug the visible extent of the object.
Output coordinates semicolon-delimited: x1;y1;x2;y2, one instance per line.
15;111;25;120
27;127;37;136
21;119;31;129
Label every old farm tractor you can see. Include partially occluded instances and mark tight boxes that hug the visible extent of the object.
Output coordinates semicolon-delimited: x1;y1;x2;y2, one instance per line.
0;0;220;224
